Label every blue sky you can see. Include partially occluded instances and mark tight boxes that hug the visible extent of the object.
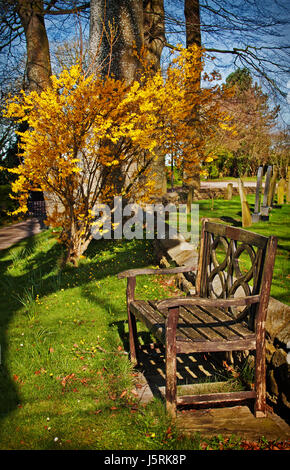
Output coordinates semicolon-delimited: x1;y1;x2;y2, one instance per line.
1;1;288;124
163;0;290;125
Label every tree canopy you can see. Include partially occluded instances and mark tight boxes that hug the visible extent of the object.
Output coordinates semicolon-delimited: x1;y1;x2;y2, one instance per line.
3;45;232;263
0;0;289;263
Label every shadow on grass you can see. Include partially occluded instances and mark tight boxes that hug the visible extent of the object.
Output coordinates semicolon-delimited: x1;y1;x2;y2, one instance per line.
220;216;242;227
0;231;155;429
0;203;289;436
0;234;37;420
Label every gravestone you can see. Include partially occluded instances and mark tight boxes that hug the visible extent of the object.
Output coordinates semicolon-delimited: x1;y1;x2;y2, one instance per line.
260;165;272;219
267;166;278;207
277;178;286;205
226;183;233;200
252;166;263;223
187;186;194;213
287;168;290;204
238;178;252;228
184;167;201;213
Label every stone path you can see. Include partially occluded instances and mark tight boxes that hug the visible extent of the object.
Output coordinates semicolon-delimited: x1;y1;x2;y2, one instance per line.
0;218;43;251
177;406;290;441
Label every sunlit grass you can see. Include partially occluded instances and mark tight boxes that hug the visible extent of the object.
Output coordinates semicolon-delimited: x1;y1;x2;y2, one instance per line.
0;232;189;450
0;196;288;449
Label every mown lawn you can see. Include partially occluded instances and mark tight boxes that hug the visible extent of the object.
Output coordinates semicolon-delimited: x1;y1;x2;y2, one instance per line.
0;233;179;450
0;196;289;450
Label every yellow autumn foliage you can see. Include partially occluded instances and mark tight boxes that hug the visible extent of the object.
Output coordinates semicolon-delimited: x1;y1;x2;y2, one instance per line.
3;45;231;263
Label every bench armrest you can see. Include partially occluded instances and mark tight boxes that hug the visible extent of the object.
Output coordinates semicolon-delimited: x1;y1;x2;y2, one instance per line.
156;295;260;310
117;265;197;279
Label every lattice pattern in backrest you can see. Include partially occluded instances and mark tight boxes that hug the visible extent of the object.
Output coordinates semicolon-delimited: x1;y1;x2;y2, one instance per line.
199;222;269;325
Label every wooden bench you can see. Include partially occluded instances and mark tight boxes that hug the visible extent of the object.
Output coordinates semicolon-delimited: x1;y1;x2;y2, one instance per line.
118;219;277;418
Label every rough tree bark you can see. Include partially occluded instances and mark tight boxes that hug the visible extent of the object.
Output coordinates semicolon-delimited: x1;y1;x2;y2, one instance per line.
89;0;145;201
16;1;54;229
143;0;165;72
183;0;201;198
89;0;144;82
143;0;167;196
184;0;201;48
16;0;52;92
89;0;167;199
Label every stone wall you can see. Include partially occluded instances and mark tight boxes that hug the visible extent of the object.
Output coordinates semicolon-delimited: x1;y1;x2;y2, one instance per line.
164;185;256;204
265;298;290;422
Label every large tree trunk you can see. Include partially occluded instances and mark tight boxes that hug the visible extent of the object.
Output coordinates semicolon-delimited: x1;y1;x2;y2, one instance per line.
89;0;167;200
183;0;201;195
143;0;165;72
143;0;167;197
89;0;145;205
89;0;144;82
184;0;201;48
16;0;52;92
16;1;53;228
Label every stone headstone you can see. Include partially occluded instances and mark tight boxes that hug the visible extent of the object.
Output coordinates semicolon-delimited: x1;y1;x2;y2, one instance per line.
286;168;290;204
252;166;263;223
187;186;194;213
226;183;233;200
260;165;272;219
277;178;286;205
267;166;278;207
238;178;246;201
238;178;252;228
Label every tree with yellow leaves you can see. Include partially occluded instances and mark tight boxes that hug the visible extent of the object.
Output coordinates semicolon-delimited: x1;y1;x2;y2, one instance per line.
4;45;231;265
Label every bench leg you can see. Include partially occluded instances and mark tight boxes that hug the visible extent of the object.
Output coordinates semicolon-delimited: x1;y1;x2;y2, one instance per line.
254;337;267;418
254;236;277;418
127;277;138;366
166;347;177;418
165;307;179;418
128;310;139;366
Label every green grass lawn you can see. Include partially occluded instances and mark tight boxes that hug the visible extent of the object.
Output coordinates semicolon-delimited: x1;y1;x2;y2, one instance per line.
0;196;289;450
0;233;178;450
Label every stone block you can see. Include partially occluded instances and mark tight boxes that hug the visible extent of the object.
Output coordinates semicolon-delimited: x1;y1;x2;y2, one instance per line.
251;212;261;223
226;183;233;200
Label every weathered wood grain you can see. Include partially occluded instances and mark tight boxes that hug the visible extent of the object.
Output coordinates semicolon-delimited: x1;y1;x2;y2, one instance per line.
118;221;277;418
165;307;179;417
130;300;256;354
205;221;268;248
118;265;197;279
127;277;138;364
177;390;256;406
155;295;260;310
254;235;278;418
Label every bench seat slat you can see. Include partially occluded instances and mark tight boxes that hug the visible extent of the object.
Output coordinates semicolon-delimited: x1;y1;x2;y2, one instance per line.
130;300;191;344
130;299;256;353
177;390;256;406
179;305;238;342
196;304;255;339
130;300;166;343
149;301;206;343
183;304;254;341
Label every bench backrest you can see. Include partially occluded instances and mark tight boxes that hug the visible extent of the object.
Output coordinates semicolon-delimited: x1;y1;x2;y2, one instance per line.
195;219;277;328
